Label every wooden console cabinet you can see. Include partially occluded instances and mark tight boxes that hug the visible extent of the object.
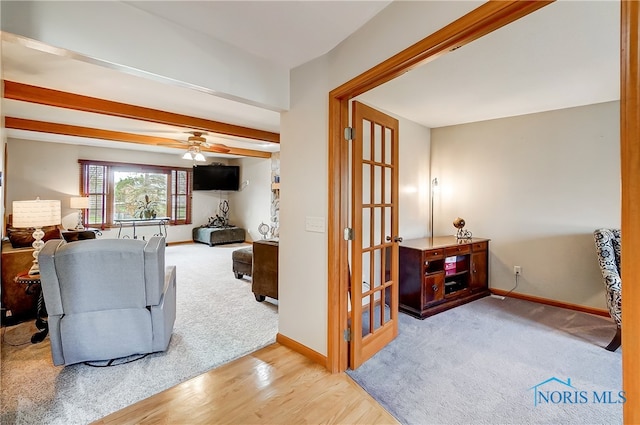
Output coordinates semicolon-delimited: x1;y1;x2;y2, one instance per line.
398;236;490;319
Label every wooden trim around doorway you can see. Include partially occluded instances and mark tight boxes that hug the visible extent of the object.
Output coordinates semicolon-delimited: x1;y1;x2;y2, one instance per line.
328;0;638;421
621;1;640;422
327;0;553;374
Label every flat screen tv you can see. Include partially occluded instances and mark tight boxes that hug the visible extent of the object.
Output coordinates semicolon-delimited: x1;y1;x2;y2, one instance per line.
192;165;240;191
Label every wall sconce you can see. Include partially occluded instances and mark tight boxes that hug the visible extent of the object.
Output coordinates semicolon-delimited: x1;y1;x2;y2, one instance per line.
430;177;439;239
70;196;90;230
12;198;61;275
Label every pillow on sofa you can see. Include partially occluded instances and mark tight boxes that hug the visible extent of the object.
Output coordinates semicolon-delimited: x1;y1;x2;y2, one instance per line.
6;226;63;249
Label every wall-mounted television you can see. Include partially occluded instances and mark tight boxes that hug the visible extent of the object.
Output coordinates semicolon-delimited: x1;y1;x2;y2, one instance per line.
192;165;240;191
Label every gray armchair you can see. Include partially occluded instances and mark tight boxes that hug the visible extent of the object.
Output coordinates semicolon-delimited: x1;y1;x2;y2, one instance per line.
38;236;176;366
593;228;621;351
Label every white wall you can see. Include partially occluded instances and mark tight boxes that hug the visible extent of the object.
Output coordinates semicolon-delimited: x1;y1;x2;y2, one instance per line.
430;102;620;309
328;1;481;87
395;115;431;240
279;1;476;356
229;157;272;242
4;139;269;243
280;56;330;354
1;1;289;111
279;59;432;356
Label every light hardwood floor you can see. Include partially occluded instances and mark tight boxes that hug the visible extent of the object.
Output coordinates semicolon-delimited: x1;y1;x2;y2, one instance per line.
94;343;399;425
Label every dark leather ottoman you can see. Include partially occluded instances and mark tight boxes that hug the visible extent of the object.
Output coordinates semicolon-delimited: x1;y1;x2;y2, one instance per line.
192;226;245;246
232;247;252;279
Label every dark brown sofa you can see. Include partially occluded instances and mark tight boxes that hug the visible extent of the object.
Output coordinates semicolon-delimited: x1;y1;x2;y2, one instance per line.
252;239;278;302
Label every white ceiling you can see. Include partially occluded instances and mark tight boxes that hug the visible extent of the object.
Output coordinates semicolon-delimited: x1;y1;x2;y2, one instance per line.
1;0;621;159
124;1;394;70
358;0;620;128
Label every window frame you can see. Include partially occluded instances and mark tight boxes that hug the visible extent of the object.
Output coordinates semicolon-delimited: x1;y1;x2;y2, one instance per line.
79;159;192;229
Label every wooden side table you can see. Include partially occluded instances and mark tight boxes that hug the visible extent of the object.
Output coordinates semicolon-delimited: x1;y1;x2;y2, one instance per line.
14;272;48;343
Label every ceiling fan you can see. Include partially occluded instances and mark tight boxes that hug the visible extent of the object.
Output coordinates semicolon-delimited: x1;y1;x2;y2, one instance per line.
174;132;231;161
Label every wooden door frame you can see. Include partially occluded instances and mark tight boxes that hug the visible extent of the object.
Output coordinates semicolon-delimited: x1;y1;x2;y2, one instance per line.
620;2;639;422
328;0;639;421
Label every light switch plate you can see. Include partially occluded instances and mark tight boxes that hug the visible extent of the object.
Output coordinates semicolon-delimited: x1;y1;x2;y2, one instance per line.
305;216;326;233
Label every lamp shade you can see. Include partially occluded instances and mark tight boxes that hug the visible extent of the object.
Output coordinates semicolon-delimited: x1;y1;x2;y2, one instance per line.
13;199;62;228
70;196;90;209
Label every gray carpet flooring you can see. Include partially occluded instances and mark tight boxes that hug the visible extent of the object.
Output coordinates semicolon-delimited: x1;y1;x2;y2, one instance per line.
1;242;278;425
347;296;622;425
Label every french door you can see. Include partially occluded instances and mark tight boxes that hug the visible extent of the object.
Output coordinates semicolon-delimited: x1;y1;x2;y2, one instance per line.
349;101;400;369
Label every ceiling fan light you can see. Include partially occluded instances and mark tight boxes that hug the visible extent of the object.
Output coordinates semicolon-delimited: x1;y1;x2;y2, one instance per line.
182;151;193;160
194;152;206;162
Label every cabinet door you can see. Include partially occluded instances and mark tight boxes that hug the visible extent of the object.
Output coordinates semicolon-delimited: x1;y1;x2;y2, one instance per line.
470;250;487;291
423;272;445;305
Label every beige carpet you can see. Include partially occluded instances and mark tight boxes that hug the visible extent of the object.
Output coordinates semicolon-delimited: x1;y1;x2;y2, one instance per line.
1;242;278;425
347;296;622;425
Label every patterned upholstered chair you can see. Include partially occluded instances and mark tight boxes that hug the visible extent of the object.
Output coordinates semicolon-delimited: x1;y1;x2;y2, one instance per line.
593;228;621;351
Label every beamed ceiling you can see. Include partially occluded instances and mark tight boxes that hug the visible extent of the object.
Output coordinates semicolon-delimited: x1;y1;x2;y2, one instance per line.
2;1;619;161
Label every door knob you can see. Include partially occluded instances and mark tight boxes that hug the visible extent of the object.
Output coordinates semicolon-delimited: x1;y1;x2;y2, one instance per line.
386;236;403;243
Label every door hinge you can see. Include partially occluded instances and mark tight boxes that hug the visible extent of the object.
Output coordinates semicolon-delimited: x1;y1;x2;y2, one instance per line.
344;328;351;341
344;127;354;141
343;227;354;241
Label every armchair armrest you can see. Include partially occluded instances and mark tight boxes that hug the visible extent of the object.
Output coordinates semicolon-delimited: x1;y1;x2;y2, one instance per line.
38;239;67;316
150;265;176;351
144;236;166;305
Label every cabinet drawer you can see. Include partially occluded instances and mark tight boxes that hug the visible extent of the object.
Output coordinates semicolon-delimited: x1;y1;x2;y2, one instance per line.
423;272;444;305
445;244;471;256
423;249;445;261
472;242;488;252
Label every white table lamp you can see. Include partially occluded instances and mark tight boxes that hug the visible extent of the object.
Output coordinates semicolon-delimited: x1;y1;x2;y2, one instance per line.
13;198;62;275
70;196;90;230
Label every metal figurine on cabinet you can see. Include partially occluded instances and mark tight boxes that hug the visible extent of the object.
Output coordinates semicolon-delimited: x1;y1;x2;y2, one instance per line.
453;217;472;240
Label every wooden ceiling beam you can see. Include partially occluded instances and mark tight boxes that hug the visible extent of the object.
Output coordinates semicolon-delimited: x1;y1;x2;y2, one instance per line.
3;80;280;144
5;117;272;159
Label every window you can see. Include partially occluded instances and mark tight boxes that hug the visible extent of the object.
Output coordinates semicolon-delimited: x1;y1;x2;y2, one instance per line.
80;160;192;228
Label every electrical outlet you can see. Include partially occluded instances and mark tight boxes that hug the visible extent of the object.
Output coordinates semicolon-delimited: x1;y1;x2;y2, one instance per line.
514;266;522;276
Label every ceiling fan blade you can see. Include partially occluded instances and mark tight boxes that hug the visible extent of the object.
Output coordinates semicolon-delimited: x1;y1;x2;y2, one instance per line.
148;138;191;147
163;143;190;148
